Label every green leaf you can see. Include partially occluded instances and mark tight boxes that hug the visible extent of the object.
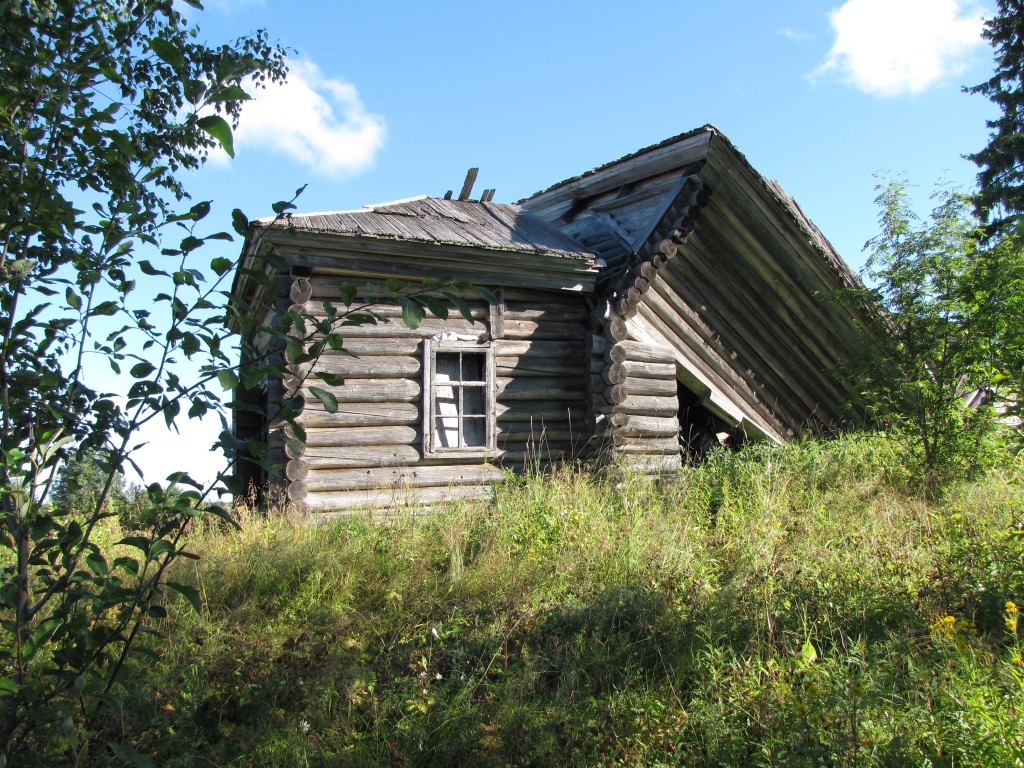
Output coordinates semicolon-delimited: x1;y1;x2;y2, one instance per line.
315;372;346;387
308;386;338;413
216;370;239;391
421;295;449;320
138;260;168;277
166;581;203;614
66;287;81;311
85;551;108;576
197;115;235;158
130;362;156;378
231;208;250;237
209;84;251;103
92;301;119;316
472;286;499;304
150;38;184;71
801;640;817;666
442;292;475;324
398;297;424;330
166;471;201;489
385;278;408;292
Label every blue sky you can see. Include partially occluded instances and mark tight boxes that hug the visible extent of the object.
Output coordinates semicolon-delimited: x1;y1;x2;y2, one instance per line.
126;0;1000;487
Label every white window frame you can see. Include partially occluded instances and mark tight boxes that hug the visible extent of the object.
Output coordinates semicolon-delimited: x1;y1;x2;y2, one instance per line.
422;338;496;457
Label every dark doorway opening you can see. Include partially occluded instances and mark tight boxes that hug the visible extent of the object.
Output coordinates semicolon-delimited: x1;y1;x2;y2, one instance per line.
677;382;745;462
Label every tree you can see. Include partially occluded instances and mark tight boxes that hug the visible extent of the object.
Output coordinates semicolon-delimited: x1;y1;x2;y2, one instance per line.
50;452;141;522
0;4;482;762
0;1;288;763
851;180;1014;488
966;0;1024;235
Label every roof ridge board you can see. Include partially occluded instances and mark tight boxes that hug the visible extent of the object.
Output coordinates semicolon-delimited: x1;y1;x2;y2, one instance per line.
519;125;717;207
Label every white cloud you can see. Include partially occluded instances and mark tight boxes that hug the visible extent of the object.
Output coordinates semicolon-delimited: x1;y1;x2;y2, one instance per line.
228;58;387;176
814;0;987;96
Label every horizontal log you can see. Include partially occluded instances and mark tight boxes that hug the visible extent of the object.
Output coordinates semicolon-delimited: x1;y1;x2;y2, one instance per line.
495;339;583;359
613;435;680;453
502;319;586;341
621;376;677;398
616;340;676;364
497;357;585;378
614;415;680;439
498;427;580;444
321;338;423;357
623;454;682;473
601;395;678;418
305;484;494;512
303;463;502;493
295;426;419;448
496;401;585;422
291;402;420;428
500;445;576;463
496;377;585;401
301;378;421;403
623;360;675;380
300;445;421;470
503;303;589;323
295;355;421;379
299;317;486;339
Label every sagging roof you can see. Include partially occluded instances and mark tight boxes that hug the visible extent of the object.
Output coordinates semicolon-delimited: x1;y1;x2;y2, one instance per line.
255;196;595;262
521;124;870;441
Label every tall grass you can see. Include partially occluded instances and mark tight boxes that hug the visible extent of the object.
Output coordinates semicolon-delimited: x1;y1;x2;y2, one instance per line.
105;434;1023;766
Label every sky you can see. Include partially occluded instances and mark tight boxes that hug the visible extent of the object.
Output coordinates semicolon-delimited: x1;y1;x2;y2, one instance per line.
122;0;1000;488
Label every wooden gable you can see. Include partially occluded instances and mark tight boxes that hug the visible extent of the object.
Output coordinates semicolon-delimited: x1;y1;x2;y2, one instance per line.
521;125;870;445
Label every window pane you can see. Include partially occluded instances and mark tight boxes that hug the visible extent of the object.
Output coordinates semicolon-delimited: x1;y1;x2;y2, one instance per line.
464;385;485;417
435;416;460;448
461;352;485;383
462;415;486;447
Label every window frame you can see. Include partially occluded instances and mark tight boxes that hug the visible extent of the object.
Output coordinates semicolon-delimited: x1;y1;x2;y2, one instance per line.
422;338;497;458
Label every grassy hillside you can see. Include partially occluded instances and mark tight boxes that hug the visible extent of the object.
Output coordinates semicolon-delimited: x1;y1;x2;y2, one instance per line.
108;435;1023;766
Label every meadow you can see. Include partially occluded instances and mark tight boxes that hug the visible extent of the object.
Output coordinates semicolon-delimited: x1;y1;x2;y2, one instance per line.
104;434;1023;766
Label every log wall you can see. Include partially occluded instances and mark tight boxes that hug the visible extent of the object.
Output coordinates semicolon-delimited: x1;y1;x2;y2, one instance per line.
589;333;682;473
265;276;590;511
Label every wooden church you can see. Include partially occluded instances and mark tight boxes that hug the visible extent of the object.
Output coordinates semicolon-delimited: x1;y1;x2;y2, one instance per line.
230;125;870;513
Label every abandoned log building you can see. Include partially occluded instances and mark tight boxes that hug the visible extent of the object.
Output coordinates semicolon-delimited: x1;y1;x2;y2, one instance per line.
231;125;870;513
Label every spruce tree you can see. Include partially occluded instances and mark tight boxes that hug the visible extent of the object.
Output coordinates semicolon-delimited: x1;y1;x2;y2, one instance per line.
967;0;1024;234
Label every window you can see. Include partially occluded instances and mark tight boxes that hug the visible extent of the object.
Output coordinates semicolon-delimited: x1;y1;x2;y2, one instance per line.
423;339;495;456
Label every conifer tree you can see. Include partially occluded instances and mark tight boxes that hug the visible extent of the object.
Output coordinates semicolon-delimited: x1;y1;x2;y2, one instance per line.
967;0;1024;234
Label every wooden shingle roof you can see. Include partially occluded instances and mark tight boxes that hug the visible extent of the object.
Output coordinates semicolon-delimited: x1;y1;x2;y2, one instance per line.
257;196;595;262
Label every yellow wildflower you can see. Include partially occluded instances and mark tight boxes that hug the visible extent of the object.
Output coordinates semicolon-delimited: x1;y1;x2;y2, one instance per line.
1006;601;1019;634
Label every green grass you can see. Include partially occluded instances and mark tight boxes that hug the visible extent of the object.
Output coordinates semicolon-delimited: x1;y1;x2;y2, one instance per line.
102;434;1024;766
